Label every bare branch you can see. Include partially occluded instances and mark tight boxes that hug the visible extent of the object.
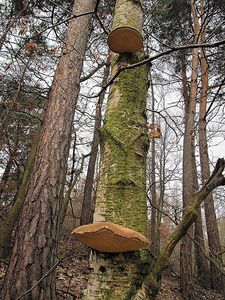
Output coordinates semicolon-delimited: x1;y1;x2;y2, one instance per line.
91;39;225;98
80;61;109;82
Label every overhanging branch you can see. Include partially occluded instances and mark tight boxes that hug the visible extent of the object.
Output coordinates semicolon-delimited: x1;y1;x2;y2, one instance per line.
91;39;225;99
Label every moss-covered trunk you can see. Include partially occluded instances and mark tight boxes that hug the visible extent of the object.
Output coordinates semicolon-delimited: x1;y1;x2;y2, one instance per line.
84;52;150;299
0;126;41;258
94;54;148;232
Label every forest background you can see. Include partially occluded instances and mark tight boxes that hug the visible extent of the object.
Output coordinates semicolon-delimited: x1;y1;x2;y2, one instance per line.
0;0;225;299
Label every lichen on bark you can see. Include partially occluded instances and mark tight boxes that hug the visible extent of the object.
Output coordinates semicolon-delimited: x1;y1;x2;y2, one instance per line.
85;52;150;299
111;0;143;33
84;249;151;300
94;52;149;235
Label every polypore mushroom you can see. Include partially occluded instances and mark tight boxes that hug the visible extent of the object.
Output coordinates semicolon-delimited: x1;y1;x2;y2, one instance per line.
71;222;149;253
108;27;143;54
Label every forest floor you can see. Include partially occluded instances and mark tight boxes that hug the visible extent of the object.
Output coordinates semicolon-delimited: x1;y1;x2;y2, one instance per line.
55;224;225;300
0;221;224;300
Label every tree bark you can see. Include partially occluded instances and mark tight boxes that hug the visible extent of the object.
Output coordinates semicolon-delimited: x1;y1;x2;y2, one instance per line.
0;156;13;202
156;125;167;257
0;126;41;259
80;58;111;225
84;50;150;299
194;209;210;282
180;2;199;297
192;147;210;286
198;0;225;292
2;1;98;299
149;70;159;257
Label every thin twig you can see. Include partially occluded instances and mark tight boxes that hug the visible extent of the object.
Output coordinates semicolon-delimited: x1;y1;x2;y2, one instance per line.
203;77;225;120
15;252;71;300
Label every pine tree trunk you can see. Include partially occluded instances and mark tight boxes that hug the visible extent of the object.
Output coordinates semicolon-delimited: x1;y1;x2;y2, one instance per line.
2;1;98;299
84;51;150;299
180;2;199;296
180;64;196;299
192;144;210;286
194;210;210;283
80;59;110;225
198;0;225;292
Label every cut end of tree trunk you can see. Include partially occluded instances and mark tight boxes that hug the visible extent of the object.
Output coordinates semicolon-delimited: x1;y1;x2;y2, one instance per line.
72;222;149;252
108;27;143;53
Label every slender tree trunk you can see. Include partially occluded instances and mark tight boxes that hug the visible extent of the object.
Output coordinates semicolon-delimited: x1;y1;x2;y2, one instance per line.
84;48;150;298
2;1;98;299
0;2;30;51
0;157;13;202
180;60;196;299
198;0;225;293
180;2;199;297
149;70;159;257
156;125;166;255
192;145;210;286
0;126;41;259
80;58;110;225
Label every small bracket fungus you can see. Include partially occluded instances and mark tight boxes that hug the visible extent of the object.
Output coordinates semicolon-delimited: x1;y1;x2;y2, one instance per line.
108;27;143;54
71;222;149;253
148;124;161;139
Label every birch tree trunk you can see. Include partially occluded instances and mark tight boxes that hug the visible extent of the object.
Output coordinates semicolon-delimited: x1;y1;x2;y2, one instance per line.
84;2;150;296
84;50;150;299
2;1;98;299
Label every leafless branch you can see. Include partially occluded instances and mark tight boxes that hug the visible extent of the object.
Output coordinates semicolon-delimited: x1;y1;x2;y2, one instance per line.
91;39;225;98
203;77;225;120
80;61;109;82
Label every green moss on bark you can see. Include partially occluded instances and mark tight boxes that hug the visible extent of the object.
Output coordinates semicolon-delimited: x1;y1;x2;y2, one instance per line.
87;52;150;299
94;53;149;235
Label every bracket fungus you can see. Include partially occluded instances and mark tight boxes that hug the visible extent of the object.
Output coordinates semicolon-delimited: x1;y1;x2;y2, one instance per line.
72;222;149;253
107;0;143;53
148;124;161;139
108;27;143;54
